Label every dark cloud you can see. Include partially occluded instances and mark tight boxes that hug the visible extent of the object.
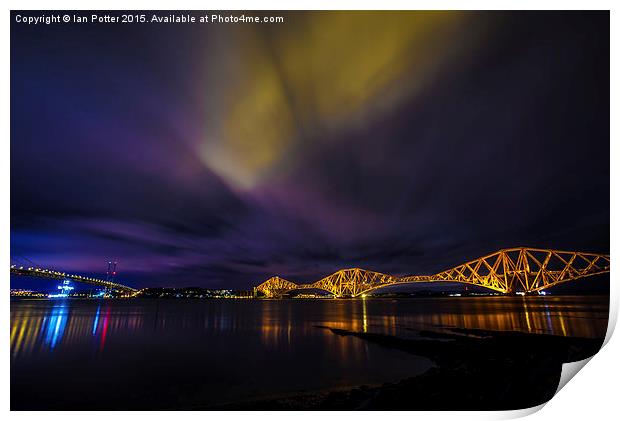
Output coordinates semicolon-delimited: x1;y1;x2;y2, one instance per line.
11;11;609;289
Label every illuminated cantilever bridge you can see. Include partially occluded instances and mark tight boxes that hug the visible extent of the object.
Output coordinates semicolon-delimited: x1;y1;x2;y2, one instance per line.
254;247;610;298
10;264;137;295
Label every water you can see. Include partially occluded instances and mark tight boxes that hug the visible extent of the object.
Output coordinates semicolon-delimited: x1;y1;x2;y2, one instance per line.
11;296;608;409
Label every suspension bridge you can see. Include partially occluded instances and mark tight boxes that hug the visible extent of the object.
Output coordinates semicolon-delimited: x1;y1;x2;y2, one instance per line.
254;247;610;298
10;258;137;295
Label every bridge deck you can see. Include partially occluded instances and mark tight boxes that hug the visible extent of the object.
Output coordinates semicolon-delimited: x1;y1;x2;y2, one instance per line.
10;266;137;293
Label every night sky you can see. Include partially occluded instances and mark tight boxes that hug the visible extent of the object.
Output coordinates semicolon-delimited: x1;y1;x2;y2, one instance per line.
11;11;609;289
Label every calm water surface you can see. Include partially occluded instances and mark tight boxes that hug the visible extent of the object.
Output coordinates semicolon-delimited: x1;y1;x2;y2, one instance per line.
10;296;608;409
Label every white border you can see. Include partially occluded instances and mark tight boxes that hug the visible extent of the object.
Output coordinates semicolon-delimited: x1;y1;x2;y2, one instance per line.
2;1;617;420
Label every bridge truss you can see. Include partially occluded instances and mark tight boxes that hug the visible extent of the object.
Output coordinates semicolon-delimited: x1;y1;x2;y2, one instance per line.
254;247;610;298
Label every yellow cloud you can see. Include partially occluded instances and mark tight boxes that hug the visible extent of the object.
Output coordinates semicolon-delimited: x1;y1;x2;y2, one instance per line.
200;11;471;189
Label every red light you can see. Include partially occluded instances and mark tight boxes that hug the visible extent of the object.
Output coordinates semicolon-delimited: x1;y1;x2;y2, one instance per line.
112;272;116;275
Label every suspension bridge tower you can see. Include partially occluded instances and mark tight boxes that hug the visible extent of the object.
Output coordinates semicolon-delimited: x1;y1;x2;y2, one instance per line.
103;261;118;297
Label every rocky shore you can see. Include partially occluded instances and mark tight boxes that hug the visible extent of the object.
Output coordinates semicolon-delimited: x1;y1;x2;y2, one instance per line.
209;326;604;410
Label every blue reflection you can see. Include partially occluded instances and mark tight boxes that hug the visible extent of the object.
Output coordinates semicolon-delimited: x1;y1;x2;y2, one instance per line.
543;303;554;335
92;305;101;335
43;304;68;350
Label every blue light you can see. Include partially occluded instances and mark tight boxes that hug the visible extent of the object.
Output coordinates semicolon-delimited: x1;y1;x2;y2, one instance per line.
49;280;74;298
43;304;68;350
92;306;100;335
92;290;106;298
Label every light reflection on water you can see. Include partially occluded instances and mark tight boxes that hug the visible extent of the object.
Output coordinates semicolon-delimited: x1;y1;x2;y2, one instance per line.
10;296;608;359
10;296;608;409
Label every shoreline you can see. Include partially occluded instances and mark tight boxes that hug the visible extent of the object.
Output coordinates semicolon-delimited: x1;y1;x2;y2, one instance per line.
204;326;604;410
10;298;607;410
